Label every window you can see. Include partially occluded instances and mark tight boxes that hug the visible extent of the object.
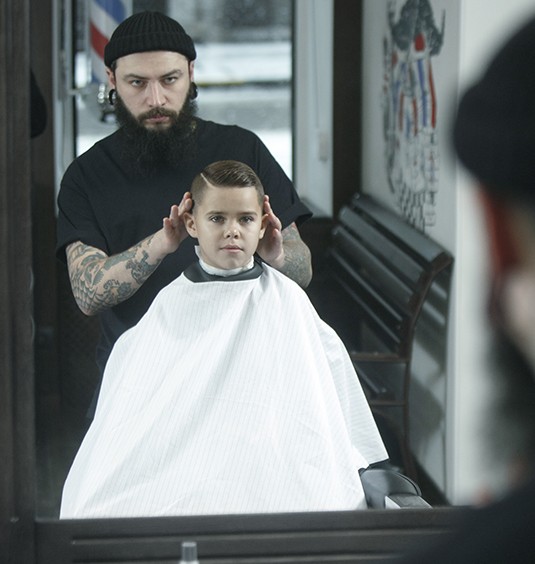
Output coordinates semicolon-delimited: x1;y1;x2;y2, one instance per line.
74;0;293;178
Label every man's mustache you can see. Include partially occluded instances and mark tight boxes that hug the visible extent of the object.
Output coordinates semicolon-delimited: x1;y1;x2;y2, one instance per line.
138;107;179;122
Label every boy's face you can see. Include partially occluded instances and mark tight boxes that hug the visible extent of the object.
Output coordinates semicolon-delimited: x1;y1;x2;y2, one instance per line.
185;185;267;270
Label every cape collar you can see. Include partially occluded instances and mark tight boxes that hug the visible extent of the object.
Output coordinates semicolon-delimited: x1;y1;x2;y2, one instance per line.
184;259;264;283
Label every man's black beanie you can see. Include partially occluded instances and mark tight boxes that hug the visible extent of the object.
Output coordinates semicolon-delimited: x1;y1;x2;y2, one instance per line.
453;17;535;199
104;11;196;67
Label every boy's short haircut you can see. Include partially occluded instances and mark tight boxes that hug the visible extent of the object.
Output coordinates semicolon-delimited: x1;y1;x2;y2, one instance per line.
190;160;265;209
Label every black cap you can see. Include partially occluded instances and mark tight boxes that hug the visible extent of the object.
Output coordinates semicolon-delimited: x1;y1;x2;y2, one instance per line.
104;11;196;67
453;17;535;199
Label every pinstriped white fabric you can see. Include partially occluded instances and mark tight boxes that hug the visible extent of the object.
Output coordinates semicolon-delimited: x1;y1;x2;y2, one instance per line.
60;265;388;518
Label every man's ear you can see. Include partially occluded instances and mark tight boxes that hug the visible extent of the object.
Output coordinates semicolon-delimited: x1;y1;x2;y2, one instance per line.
105;67;116;89
478;188;520;279
189;61;195;81
183;212;197;238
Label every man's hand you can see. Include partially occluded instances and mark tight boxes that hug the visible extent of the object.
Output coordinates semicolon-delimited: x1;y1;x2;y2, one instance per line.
160;191;193;254
256;195;313;288
256;195;285;269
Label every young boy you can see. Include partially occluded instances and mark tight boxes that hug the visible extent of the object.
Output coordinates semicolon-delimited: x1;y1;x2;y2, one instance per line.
60;161;388;518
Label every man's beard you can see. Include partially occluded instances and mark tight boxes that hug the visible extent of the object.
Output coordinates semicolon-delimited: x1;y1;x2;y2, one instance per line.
114;94;198;173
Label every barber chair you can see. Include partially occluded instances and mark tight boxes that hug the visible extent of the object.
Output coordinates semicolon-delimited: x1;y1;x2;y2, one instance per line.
360;465;431;509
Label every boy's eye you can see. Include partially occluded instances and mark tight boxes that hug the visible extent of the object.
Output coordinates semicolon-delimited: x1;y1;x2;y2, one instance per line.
240;216;255;224
209;215;224;223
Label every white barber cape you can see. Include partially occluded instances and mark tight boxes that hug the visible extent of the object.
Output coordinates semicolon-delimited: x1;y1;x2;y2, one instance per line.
60;261;388;518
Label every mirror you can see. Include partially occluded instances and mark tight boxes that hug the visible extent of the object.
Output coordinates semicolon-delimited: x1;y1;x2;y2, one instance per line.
1;0;465;561
32;0;449;524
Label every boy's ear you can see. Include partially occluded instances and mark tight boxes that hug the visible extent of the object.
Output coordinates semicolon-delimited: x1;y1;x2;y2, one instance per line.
183;212;197;238
258;213;269;239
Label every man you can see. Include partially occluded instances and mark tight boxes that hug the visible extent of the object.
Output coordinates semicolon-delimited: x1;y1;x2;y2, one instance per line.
56;11;312;385
403;16;535;562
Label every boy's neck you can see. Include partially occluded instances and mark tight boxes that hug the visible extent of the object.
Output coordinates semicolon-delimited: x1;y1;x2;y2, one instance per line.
195;246;255;277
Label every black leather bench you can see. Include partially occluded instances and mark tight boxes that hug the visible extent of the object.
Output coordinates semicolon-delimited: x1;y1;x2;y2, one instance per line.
307;194;454;478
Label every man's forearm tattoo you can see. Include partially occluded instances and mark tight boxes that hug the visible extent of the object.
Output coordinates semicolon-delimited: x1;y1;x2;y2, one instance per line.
67;238;163;314
279;225;312;288
126;249;157;284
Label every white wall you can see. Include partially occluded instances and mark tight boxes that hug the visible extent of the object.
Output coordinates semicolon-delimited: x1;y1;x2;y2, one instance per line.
294;0;333;216
361;0;535;503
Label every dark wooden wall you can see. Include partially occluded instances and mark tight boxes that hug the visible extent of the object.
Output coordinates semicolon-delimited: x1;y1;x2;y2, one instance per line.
31;0;60;413
0;1;35;562
299;1;363;271
333;0;363;217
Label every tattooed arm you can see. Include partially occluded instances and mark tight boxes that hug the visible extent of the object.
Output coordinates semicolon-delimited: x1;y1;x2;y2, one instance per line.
277;222;313;288
256;196;312;288
66;195;192;316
